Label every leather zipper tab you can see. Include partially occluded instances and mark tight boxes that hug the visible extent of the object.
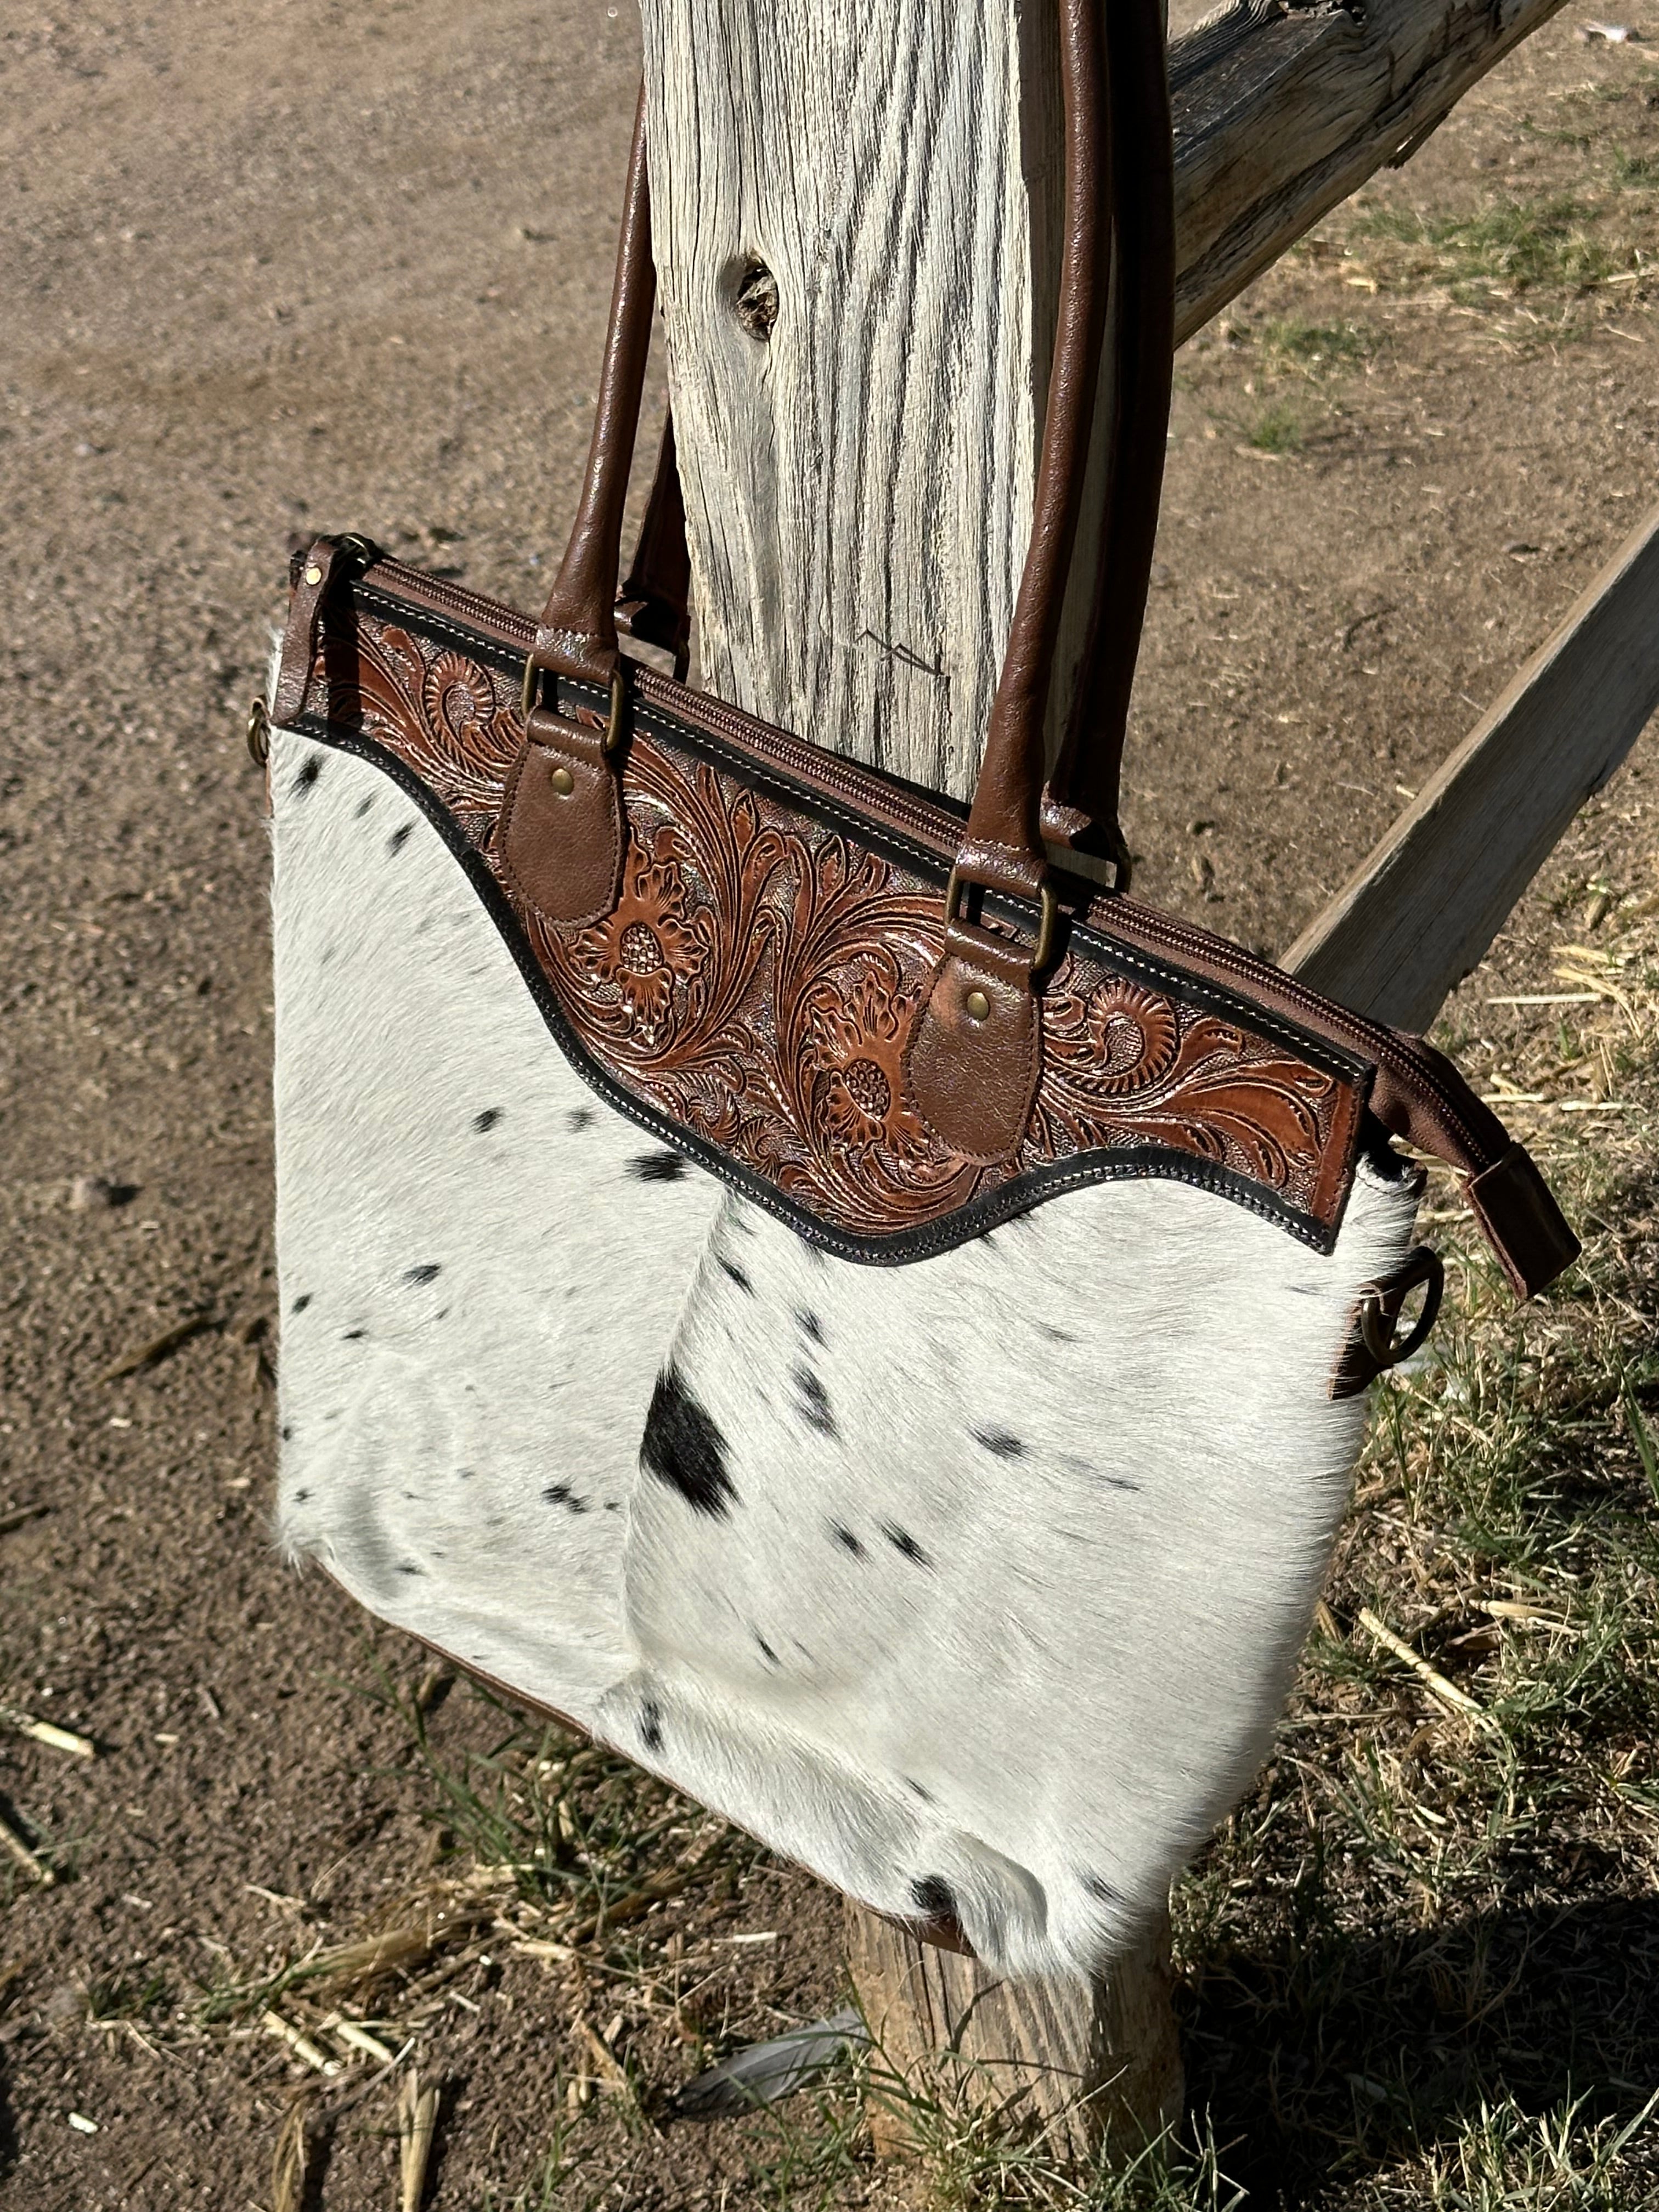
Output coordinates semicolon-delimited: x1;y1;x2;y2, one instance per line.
1466;1142;1582;1301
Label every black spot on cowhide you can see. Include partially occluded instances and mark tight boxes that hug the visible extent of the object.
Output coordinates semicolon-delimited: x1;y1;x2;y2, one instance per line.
641;1364;736;1517
910;1875;956;1922
1081;1872;1124;1906
354;793;374;818
292;1487;310;1502
793;1365;837;1438
567;1107;594;1132
640;1698;664;1753
904;1778;934;1802
472;1107;504;1132
387;822;413;855
396;1561;423;1576
795;1308;824;1344
542;1482;590;1514
342;1327;366;1341
830;1522;865;1560
718;1257;753;1293
973;1426;1025;1459
755;1633;779;1667
294;753;324;793
280;1424;293;1441
403;1263;442;1285
290;1294;312;1314
883;1524;932;1568
630;1149;687;1183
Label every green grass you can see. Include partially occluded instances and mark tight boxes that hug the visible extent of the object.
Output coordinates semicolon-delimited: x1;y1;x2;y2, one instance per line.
1610;148;1659;189
1259;317;1375;378
85;1967;170;2023
1166;1025;1659;2206
1414;2090;1659;2211
1246;400;1305;454
355;1658;739;1924
1351;197;1616;295
736;2046;1249;2212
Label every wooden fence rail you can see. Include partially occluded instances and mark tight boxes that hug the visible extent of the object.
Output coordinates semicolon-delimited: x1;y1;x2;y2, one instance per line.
1172;0;1576;342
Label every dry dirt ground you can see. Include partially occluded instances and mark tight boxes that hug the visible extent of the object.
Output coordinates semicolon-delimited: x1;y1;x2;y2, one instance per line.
2;1;1658;2207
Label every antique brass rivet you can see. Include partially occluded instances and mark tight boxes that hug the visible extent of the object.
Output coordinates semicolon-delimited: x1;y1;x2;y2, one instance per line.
965;988;991;1023
303;564;323;586
550;765;575;797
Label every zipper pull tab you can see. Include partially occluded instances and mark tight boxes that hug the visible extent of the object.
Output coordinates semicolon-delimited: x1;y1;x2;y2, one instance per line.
1465;1142;1579;1300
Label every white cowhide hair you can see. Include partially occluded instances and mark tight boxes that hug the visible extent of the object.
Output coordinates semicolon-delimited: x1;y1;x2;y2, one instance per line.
270;725;1420;1982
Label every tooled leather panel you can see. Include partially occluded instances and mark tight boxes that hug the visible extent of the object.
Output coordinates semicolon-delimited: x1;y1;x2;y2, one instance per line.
300;597;1367;1254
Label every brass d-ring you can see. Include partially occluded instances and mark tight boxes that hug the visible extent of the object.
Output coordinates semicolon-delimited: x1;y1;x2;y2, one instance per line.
1357;1246;1444;1371
520;659;628;757
943;864;1059;978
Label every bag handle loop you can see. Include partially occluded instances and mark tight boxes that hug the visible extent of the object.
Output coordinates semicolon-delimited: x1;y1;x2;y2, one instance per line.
531;5;1174;1156
530;81;660;691
599;5;1175;881
533;0;1118;877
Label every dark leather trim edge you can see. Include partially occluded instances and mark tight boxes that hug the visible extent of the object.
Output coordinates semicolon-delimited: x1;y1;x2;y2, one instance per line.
279;711;1364;1264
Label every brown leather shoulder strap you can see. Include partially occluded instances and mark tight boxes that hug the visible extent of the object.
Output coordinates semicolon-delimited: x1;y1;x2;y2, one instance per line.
952;0;1110;896
1041;0;1175;876
532;83;657;687
612;9;1173;874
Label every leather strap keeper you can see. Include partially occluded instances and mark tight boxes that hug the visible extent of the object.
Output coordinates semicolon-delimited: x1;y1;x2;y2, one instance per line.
905;921;1043;1164
498;704;625;931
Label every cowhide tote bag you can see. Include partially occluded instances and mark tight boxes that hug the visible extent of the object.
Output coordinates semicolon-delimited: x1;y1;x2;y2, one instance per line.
258;0;1576;1984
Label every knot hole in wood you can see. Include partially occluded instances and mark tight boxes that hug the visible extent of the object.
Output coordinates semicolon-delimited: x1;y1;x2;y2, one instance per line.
727;253;779;342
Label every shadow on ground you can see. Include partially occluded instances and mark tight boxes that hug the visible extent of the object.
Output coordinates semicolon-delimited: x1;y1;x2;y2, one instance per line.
1183;1894;1659;2202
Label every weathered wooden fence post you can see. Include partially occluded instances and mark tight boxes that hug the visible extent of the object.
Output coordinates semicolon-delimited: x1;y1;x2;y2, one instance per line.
629;0;1624;2160
634;0;1180;2157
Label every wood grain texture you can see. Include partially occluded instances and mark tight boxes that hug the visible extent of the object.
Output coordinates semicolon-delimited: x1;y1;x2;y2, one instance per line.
640;0;1573;800
1285;507;1659;1030
639;0;1086;803
636;0;1575;2159
844;1900;1183;2163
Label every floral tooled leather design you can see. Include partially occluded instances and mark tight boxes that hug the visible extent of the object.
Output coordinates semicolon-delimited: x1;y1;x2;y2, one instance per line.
579;842;708;1041
302;599;1364;1252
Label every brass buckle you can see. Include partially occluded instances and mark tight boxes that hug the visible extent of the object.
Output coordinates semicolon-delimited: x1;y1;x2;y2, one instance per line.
521;658;628;755
943;864;1059;977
